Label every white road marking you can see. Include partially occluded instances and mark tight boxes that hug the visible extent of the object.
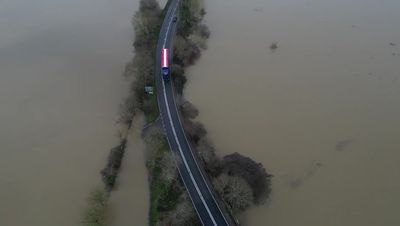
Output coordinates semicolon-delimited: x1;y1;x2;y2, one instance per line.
162;78;217;226
163;3;178;47
168;65;230;226
159;1;229;225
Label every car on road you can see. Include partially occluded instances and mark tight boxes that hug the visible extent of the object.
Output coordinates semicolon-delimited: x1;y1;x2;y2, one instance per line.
172;16;177;22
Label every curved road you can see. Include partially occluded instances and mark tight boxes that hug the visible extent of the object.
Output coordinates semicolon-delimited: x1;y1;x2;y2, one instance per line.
155;1;232;226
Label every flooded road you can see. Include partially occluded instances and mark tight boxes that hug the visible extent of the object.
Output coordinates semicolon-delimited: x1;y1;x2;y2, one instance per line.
0;0;149;225
186;0;400;225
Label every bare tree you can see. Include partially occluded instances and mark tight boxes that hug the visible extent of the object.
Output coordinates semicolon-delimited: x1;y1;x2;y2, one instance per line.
183;120;206;144
171;64;187;95
173;36;201;66
132;0;161;49
144;127;167;165
196;24;210;39
189;33;207;50
177;97;199;119
222;153;272;204
160;194;201;226
160;152;178;183
196;137;216;164
213;174;254;213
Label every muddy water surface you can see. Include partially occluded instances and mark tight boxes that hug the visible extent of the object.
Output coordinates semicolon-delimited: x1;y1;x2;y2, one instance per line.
109;116;149;226
0;0;149;225
186;0;400;225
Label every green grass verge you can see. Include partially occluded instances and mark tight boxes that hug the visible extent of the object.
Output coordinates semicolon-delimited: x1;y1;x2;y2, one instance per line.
145;91;160;123
149;180;180;225
147;135;181;226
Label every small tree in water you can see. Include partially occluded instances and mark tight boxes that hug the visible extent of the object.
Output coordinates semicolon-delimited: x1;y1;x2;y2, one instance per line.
270;42;278;51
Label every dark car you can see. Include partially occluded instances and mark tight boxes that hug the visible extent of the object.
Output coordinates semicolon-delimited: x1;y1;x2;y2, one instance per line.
172;16;177;22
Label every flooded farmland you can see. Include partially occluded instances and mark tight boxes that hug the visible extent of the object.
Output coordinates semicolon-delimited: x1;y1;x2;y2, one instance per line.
0;0;149;225
186;0;400;225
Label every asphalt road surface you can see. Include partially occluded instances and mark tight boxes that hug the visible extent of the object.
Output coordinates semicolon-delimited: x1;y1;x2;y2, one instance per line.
155;1;231;225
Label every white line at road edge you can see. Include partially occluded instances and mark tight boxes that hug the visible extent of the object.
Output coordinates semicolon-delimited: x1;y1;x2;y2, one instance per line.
159;3;206;225
162;79;217;226
162;1;229;225
160;1;228;225
163;2;178;47
168;63;230;226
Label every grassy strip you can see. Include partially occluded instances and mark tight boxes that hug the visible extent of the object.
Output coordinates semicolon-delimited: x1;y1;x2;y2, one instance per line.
144;128;183;226
144;90;159;123
149;180;181;225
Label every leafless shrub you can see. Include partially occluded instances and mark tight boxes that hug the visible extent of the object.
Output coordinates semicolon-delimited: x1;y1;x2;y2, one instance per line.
159;152;178;183
196;24;210;39
159;193;201;226
178;98;199;119
213;174;254;213
183;120;207;144
101;139;127;191
173;36;202;67
222;153;272;204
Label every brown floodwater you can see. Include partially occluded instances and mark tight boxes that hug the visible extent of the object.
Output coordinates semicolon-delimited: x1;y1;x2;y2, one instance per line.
186;0;400;225
0;0;149;225
108;116;149;226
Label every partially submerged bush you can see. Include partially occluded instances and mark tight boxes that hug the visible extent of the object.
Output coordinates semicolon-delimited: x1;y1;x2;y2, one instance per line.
177;97;272;213
82;188;108;226
171;64;186;95
178;97;199;119
100;139;127;191
222;153;272;204
196;24;210;39
213;174;254;213
173;36;202;67
133;0;162;50
178;0;204;37
183;119;207;144
270;42;278;51
196;137;222;176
